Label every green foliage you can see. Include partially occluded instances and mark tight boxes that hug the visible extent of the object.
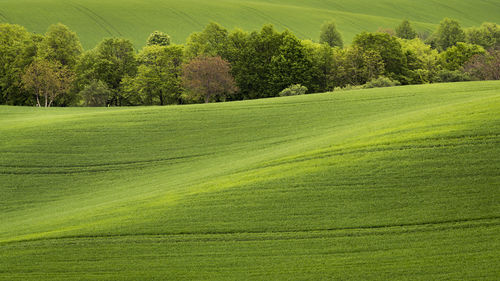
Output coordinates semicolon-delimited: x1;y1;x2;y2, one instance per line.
399;38;441;83
79;80;112;107
352;32;407;81
466;22;500;49
38;23;83;68
396;19;417;39
441;42;485;70
0;23;38;105
363;76;401;88
123;44;184;105
1;82;499;279
433;18;466;51
146;31;171;46
319;21;343;48
75;38;137;105
301;40;338;92
185;22;229;59
278;84;308;96
435;69;471;82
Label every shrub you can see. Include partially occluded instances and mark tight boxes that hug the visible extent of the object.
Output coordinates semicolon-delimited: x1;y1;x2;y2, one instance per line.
435;69;471;82
279;84;308;96
363;76;401;88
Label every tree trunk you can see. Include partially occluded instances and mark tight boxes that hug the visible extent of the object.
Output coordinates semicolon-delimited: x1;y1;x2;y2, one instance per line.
44;93;48;108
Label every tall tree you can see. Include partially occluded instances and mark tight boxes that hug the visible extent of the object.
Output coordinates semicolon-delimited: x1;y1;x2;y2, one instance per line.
352;32;407;82
434;18;466;51
122;44;184;105
185;22;229;59
319;21;343;48
39;23;83;68
0;24;39;105
396;20;417;39
182;56;237;103
22;60;75;107
75;38;137;106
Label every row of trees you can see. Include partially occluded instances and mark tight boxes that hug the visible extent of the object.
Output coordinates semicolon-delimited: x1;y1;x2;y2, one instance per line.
0;18;499;107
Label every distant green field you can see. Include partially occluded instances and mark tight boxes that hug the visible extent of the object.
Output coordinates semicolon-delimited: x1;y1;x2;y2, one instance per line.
1;0;500;48
1;82;499;280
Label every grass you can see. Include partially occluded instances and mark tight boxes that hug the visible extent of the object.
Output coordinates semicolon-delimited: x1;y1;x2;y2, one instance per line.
1;0;500;48
1;81;500;280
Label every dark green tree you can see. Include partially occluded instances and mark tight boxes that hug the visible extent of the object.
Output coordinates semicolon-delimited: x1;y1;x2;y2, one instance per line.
352;32;408;82
75;38;137;106
319;21;343;48
396;20;417;39
434;18;466;51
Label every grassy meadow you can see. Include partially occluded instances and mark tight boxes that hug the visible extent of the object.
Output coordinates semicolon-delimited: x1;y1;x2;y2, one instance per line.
1;81;499;279
1;0;500;48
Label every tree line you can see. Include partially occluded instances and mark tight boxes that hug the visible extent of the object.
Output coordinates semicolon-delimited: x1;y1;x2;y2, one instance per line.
0;18;499;107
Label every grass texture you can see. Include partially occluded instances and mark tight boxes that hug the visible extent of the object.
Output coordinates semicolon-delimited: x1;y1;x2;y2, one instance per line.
0;81;500;280
1;0;500;48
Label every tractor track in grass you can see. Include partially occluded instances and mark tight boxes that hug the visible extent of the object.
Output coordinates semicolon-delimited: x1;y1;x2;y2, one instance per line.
69;2;122;37
3;216;499;245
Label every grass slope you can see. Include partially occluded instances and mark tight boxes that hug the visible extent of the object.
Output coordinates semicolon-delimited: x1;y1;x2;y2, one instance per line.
1;81;500;280
1;0;500;48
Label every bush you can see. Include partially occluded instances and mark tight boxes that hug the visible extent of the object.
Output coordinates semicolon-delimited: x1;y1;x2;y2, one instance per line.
435;69;471;82
279;84;308;96
363;76;401;88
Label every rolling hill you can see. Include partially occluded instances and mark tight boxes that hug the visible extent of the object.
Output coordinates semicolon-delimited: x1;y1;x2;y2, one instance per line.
1;81;499;280
1;0;500;48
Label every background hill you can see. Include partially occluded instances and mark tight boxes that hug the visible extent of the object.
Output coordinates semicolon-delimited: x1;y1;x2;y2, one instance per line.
1;82;499;280
1;0;500;48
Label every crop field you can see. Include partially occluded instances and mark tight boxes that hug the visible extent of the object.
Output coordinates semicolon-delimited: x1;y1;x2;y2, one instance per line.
1;0;500;48
0;81;499;280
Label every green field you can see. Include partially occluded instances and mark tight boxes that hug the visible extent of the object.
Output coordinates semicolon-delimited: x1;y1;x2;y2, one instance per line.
1;82;499;280
1;0;500;48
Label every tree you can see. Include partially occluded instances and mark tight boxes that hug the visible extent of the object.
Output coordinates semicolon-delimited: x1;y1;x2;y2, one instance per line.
319;21;343;48
79;80;112;107
466;23;500;49
75;38;137;106
22;60;75;107
39;23;83;68
352;32;407;82
122;44;184;105
396;20;417;39
398;38;441;83
463;48;500;80
441;42;485;71
185;22;229;59
182;56;237;103
302;40;338;92
147;31;171;46
0;24;39;105
433;18;466;51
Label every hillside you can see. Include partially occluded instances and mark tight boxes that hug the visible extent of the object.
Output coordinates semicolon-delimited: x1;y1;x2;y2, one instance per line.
1;82;499;280
1;0;500;48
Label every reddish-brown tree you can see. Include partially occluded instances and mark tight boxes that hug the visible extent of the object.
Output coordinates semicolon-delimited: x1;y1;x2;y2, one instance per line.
182;56;237;103
463;48;500;80
22;60;75;107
